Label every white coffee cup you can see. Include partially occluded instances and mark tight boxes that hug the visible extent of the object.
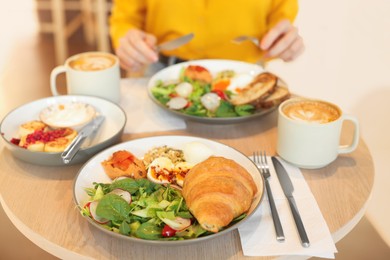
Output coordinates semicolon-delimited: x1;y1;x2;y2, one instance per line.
276;98;360;169
50;52;121;103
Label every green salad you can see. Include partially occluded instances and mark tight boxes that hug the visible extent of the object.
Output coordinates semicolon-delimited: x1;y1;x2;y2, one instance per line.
81;177;247;241
81;177;209;240
151;67;255;118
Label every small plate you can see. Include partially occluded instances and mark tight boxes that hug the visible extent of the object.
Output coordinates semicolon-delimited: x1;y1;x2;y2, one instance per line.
147;59;286;124
73;135;264;245
0;95;126;166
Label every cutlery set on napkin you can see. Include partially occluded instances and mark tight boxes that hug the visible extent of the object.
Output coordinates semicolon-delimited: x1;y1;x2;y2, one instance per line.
272;156;310;248
239;156;337;258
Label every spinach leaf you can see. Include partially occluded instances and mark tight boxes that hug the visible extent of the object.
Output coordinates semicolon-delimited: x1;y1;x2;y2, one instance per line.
96;194;131;222
135;222;163;240
119;221;131;235
235;104;255;116
215;101;238;117
110;178;161;194
184;103;207;116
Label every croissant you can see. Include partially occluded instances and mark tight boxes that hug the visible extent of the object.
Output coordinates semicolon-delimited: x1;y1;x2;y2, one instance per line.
182;156;257;232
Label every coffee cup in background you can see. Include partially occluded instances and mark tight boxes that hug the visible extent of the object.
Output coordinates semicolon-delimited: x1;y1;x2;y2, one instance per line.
50;52;120;103
276;97;360;169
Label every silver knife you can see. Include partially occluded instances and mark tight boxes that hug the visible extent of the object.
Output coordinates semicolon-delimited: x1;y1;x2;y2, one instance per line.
156;33;194;52
272;156;310;247
61;115;105;164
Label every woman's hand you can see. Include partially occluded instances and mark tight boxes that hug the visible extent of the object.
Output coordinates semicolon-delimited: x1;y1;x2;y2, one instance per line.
260;19;304;62
115;29;159;72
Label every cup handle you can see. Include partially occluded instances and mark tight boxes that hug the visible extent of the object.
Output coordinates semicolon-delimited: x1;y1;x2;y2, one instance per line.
338;114;360;154
50;65;66;96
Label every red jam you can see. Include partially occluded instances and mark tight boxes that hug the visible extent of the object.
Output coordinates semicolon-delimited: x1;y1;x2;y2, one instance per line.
25;129;68;144
10;138;21;145
13;128;71;149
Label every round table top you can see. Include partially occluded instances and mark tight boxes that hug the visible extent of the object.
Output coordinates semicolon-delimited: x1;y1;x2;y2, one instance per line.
0;109;374;260
0;76;374;259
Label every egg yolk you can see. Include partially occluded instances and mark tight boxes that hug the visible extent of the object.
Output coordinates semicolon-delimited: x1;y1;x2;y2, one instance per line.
212;79;231;91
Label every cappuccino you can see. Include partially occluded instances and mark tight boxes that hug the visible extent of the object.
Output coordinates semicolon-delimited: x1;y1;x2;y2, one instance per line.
69;53;116;71
277;98;359;169
50;52;121;102
282;100;340;124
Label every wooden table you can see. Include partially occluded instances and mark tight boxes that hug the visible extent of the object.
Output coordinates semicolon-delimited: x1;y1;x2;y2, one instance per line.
0;87;374;259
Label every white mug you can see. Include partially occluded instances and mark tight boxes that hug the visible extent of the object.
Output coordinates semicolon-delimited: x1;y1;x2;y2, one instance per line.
50;52;121;103
276;98;360;169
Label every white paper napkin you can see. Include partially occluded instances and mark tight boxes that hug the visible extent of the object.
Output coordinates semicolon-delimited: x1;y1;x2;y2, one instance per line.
119;78;187;134
238;157;337;258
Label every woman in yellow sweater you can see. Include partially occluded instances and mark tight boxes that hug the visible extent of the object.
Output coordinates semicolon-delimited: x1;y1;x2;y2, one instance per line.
109;0;304;74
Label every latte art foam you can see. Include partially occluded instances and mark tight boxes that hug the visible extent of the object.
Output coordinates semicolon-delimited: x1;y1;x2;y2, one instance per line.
283;100;340;124
69;54;116;71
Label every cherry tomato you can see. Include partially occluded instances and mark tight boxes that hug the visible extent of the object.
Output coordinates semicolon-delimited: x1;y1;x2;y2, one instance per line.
162;224;177;237
188;65;208;73
184;101;192;108
212;90;227;100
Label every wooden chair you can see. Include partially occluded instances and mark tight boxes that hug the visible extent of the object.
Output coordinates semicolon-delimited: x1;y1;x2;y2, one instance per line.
35;0;111;64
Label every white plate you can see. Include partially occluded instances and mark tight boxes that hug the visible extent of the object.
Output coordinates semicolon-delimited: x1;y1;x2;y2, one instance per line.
147;59;285;124
73;135;264;245
0;95;126;166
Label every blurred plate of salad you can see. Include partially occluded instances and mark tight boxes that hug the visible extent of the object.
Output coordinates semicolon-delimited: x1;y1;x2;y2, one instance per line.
147;59;282;124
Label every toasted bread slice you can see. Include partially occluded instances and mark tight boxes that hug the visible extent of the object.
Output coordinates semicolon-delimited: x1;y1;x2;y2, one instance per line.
230;72;278;106
260;86;290;109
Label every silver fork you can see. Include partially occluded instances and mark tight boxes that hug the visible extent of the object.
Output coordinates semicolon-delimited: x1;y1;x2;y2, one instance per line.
232;35;260;46
253;151;285;242
232;36;266;69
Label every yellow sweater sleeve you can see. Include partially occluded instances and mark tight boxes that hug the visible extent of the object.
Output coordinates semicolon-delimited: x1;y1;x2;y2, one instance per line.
109;0;298;63
267;0;299;29
109;0;146;49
